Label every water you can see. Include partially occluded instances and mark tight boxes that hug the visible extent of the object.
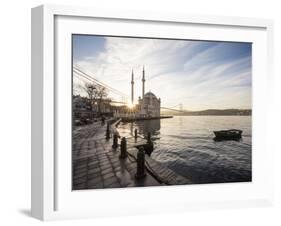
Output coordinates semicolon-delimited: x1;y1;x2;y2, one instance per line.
118;116;252;184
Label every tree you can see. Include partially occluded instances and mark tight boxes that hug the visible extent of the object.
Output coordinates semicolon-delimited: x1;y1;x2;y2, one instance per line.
96;86;108;115
76;82;98;120
80;82;108;116
83;83;98;112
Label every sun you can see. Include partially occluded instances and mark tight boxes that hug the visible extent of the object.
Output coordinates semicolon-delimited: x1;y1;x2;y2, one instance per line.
127;102;135;109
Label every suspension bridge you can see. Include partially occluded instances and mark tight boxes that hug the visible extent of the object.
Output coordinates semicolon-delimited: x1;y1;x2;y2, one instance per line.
73;66;188;113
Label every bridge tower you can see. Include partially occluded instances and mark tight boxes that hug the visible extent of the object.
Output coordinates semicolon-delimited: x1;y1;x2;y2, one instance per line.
142;66;145;99
179;103;183;112
131;69;134;104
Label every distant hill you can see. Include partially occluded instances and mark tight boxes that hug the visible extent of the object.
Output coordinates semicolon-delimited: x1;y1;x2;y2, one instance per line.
161;109;252;116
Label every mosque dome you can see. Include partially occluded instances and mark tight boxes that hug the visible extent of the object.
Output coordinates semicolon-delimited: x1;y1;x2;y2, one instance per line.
144;91;157;98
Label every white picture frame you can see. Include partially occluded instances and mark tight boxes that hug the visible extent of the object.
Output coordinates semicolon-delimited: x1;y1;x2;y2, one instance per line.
31;4;274;221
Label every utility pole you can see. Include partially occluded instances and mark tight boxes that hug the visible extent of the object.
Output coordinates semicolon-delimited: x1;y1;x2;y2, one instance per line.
142;66;145;98
131;69;134;104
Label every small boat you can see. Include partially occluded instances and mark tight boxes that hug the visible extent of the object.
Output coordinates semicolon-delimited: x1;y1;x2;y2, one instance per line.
213;129;242;141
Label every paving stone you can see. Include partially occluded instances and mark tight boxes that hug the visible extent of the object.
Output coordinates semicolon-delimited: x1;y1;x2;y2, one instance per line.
73;178;86;185
88;167;100;174
88;177;103;187
102;171;114;179
99;159;110;166
99;157;109;164
73;173;87;180
73;184;87;190
103;176;118;187
106;181;120;188
74;164;88;170
88;162;99;169
74;171;87;178
72;122;166;190
100;164;111;171
87;171;101;179
87;182;104;189
114;166;121;172
100;167;112;175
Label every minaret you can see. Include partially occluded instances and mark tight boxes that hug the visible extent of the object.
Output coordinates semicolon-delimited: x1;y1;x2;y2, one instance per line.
142;65;145;99
131;69;134;104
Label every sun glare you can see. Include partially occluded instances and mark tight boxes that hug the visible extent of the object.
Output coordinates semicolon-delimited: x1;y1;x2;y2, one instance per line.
127;102;135;109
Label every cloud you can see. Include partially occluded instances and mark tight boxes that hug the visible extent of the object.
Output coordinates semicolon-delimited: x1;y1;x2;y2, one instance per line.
73;36;251;110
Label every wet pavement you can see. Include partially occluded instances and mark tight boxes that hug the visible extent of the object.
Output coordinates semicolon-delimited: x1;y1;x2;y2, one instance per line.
72;121;161;190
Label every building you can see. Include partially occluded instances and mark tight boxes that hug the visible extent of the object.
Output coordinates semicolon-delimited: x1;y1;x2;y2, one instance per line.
73;95;95;119
132;66;161;118
138;92;161;117
113;66;161;119
73;95;113;120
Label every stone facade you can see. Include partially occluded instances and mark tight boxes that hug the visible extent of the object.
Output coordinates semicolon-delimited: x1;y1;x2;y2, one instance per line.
138;92;161;117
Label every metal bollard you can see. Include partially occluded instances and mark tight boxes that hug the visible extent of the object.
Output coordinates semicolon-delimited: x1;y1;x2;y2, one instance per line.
119;137;128;159
134;129;138;139
106;123;110;140
147;132;151;143
146;132;154;156
146;142;154;156
135;146;146;179
112;134;118;149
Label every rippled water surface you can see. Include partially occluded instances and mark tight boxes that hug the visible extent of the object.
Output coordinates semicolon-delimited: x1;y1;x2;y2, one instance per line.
118;116;252;184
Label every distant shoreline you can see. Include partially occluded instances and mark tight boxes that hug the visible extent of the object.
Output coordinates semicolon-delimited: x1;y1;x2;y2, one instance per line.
161;109;251;116
160;114;252;116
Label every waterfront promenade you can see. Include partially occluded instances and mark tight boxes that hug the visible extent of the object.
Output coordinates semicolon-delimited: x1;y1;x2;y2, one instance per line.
72;119;191;190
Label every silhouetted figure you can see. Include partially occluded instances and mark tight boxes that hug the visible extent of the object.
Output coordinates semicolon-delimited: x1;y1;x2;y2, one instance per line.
101;116;105;125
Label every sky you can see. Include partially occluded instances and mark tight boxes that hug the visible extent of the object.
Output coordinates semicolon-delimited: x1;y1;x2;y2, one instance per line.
72;35;252;111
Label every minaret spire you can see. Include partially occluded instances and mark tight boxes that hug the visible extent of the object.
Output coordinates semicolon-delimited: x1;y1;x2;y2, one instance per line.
142;65;145;99
131;69;134;104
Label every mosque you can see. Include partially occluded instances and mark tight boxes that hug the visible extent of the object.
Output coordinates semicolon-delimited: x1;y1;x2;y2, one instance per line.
130;67;161;118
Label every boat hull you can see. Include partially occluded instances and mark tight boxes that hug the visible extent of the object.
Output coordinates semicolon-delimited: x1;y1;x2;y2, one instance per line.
213;129;242;141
